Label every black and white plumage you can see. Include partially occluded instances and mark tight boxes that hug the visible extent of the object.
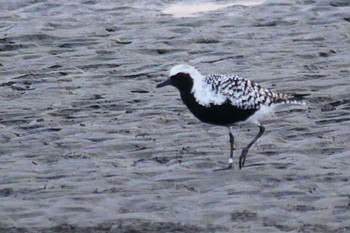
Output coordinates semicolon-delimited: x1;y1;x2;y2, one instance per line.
156;64;306;169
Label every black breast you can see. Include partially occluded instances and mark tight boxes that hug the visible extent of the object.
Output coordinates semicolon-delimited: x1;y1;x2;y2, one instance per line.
180;91;257;126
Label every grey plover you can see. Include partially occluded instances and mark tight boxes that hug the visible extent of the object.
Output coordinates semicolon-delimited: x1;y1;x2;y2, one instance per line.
156;64;306;169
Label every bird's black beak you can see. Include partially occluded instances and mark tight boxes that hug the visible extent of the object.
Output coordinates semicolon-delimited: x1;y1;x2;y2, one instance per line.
156;78;172;88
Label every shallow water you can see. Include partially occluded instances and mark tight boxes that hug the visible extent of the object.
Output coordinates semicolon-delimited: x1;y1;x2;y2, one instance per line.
162;0;266;17
0;0;350;232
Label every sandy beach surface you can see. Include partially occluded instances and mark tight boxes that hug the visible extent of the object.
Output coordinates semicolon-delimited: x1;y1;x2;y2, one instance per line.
1;0;350;232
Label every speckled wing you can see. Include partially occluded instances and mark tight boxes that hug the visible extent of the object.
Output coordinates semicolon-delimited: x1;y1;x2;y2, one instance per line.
204;74;298;110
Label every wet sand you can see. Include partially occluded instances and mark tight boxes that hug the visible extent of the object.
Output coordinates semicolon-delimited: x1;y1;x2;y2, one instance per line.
1;0;350;232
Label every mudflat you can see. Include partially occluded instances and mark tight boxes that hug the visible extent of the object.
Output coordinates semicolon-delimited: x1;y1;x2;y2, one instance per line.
0;0;350;232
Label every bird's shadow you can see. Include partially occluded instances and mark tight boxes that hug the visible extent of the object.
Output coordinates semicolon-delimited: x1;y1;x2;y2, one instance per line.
214;162;293;171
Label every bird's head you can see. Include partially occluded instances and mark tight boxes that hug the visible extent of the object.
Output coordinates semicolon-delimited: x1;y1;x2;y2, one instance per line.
156;64;202;92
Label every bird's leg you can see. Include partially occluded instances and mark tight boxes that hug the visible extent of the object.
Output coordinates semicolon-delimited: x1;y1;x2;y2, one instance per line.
239;125;265;169
214;127;235;171
227;126;234;169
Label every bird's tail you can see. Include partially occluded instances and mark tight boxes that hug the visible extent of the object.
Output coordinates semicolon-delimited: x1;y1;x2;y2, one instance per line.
272;93;309;105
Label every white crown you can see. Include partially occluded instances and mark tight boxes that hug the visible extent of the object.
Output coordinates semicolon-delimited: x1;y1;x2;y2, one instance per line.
169;64;202;80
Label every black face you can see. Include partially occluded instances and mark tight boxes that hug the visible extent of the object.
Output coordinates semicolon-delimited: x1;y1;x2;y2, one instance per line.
156;73;193;93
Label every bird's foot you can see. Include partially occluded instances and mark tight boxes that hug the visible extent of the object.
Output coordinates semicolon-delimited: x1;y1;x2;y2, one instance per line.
214;160;234;171
239;148;248;169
